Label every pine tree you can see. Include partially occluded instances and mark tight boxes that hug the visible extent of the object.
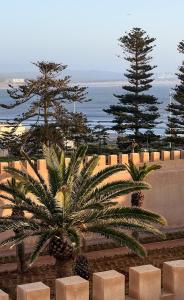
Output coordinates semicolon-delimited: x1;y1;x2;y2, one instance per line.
68;112;92;147
54;104;92;147
92;125;109;154
166;41;184;146
0;61;88;147
104;28;160;145
20;124;67;156
0;128;22;156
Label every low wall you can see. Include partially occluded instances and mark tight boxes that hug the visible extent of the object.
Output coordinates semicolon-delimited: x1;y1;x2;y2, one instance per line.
1;260;184;300
0;150;184;227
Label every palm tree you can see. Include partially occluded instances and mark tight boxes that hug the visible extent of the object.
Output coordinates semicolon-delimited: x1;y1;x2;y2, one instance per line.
6;178;28;272
0;145;166;277
125;160;161;208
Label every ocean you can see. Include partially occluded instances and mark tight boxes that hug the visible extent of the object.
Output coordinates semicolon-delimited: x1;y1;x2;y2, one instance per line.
68;82;174;135
0;82;175;135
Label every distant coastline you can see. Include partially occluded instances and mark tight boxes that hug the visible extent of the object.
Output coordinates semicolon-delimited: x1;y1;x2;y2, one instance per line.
77;79;178;87
0;79;178;90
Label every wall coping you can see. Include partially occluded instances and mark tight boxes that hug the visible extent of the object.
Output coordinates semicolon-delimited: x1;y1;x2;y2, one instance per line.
1;260;184;300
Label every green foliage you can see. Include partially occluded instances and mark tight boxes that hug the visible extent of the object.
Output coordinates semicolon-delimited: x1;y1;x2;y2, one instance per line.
55;111;92;147
0;145;166;268
166;41;184;146
0;129;22;157
92;125;109;154
125;160;162;181
104;28;160;145
0;61;89;148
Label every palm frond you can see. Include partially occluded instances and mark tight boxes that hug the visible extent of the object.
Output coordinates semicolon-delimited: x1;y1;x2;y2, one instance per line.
100;207;167;225
0;145;166;268
20;149;47;185
139;164;161;180
84;180;150;204
47;166;63;197
0;233;30;248
76;164;126;204
86;219;164;237
28;231;54;266
74;207;167;226
67;228;80;248
3;167;56;212
125;160;140;181
86;225;146;257
125;161;161;181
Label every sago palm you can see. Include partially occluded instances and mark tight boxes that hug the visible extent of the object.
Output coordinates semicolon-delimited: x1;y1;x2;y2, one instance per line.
0;145;166;277
125;160;161;208
6;178;27;272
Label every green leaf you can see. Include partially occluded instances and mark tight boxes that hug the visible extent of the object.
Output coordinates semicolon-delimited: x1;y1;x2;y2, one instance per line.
87;225;146;257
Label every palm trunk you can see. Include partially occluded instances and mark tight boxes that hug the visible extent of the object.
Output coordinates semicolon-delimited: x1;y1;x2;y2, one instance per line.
16;242;26;273
131;191;144;240
12;207;26;273
131;191;144;208
74;237;90;280
55;258;74;277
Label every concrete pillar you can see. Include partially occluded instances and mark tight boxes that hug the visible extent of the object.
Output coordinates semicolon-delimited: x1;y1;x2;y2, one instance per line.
85;156;93;163
129;153;140;164
150;152;160;162
129;265;161;300
118;154;129;165
93;270;125;300
0;290;9;300
37;159;48;181
65;158;71;167
17;282;50;300
56;276;89;300
37;159;47;172
97;155;106;167
23;160;37;178
163;260;184;300
171;150;181;160
180;150;184;159
161;151;171;161
108;155;118;165
93;155;106;173
11;160;22;170
140;152;150;163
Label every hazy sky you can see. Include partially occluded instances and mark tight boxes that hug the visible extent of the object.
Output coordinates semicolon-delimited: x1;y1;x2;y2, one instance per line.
1;0;184;73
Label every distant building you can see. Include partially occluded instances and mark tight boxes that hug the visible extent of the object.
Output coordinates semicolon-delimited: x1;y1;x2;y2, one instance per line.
64;139;75;149
11;78;25;84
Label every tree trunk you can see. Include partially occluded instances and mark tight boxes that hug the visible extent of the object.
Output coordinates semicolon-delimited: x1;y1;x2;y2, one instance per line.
13;212;26;273
43;69;49;147
131;191;144;208
16;242;26;273
44;100;49;147
131;191;144;240
55;258;74;277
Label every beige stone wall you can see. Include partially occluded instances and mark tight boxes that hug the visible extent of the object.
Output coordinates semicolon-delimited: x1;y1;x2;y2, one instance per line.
1;260;184;300
143;160;184;228
1;151;184;228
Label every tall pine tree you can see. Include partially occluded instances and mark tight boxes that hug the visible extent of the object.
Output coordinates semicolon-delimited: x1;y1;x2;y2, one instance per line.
166;41;184;146
104;28;160;146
